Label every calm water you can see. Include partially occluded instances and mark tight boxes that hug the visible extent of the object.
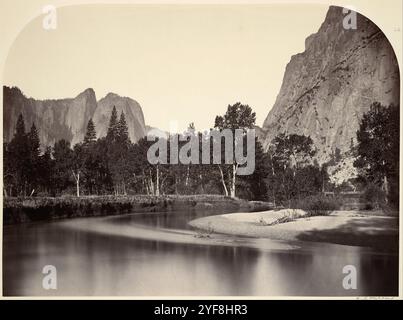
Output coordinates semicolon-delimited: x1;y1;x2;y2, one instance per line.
3;210;398;296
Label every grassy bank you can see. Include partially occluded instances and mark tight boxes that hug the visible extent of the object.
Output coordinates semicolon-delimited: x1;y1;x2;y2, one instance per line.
3;195;274;225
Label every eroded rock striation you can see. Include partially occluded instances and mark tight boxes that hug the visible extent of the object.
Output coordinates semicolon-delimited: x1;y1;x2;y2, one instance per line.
260;6;400;164
3;86;146;147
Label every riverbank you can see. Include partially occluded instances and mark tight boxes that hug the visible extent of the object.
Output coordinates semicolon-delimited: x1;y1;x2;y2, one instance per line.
189;209;399;252
3;195;274;225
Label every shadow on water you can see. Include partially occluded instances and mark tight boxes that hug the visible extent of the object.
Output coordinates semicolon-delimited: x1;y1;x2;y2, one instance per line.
3;210;399;296
296;216;399;252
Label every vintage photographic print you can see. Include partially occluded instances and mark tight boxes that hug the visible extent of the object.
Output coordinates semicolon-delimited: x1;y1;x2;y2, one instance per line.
1;1;401;299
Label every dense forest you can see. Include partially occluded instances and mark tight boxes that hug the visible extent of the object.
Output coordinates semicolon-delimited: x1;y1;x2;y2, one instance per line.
3;102;399;208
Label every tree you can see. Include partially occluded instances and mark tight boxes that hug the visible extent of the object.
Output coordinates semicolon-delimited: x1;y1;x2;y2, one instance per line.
27;123;41;195
354;102;399;206
71;143;86;197
271;133;316;174
132;137;160;195
39;146;54;195
214;102;256;198
84;118;97;144
53;139;85;197
268;133;319;204
28;123;40;158
240;137;270;200
5;114;31;196
14;114;26;138
215;103;256;131
82;119;102;194
53;139;74;195
106;106;119;142
4;117;48;196
106;109;132;195
117;112;130;144
91;137;114;194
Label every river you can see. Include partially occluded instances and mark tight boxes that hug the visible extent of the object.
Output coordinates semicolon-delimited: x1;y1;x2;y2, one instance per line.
3;210;398;296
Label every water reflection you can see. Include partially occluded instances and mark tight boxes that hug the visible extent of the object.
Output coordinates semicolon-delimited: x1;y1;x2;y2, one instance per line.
3;211;398;296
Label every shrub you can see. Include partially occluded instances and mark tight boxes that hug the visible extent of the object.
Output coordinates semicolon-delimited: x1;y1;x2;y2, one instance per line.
267;215;295;226
290;194;341;216
361;183;386;210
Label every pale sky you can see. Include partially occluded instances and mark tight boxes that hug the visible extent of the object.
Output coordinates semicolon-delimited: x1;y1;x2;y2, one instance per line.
4;4;329;131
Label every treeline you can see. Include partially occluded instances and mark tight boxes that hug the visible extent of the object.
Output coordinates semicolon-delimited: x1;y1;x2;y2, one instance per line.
3;101;398;208
3;103;327;202
4;106;135;197
353;102;399;208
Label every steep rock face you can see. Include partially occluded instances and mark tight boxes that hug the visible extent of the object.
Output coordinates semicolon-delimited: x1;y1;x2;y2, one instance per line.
94;93;146;143
3;87;146;147
261;6;400;163
3;87;97;147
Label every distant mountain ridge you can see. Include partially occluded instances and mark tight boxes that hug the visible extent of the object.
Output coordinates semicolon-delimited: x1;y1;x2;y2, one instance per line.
3;86;147;147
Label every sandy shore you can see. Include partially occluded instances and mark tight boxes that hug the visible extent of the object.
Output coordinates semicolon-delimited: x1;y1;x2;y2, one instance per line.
189;209;399;252
60;215;298;251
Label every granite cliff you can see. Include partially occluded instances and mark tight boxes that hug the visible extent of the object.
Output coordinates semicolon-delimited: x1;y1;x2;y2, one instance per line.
260;6;400;165
3;86;146;147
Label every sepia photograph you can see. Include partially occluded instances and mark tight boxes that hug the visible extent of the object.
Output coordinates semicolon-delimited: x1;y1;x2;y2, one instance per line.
0;0;401;299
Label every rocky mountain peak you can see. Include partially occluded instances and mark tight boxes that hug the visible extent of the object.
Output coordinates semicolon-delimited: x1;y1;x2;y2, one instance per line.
260;6;400;167
77;88;96;99
94;92;146;143
3;86;147;148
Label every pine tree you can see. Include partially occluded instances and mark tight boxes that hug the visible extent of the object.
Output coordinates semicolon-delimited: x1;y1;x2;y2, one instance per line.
108;111;131;195
39;146;54;195
14;114;26;140
7;114;30;196
106;106;118;141
84;118;97;144
82;118;98;194
117;111;129;144
53;139;74;194
26;123;41;195
28;123;40;158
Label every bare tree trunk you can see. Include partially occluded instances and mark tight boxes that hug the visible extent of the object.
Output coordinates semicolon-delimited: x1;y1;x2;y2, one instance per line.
144;177;150;195
156;165;160;196
199;174;204;194
185;166;190;187
150;179;154;195
269;154;276;206
218;165;229;197
383;175;389;204
230;163;237;198
72;171;80;197
142;171;149;195
148;170;155;195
